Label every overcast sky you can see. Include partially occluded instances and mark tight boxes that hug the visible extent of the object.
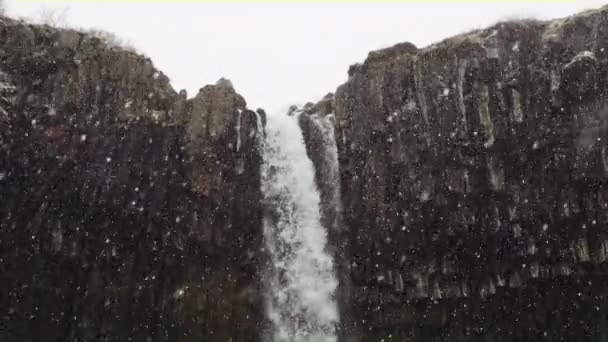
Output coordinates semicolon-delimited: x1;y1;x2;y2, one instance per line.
5;0;608;113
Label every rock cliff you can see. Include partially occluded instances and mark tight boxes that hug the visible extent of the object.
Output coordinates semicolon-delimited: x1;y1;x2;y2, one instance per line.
0;17;265;341
327;4;608;341
5;3;608;341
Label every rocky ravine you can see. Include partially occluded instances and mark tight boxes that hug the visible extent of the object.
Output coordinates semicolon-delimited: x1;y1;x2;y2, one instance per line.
303;4;608;341
5;4;608;342
0;17;265;341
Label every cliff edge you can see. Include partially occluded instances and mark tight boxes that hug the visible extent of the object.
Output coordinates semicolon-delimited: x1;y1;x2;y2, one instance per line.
330;4;608;340
0;17;265;341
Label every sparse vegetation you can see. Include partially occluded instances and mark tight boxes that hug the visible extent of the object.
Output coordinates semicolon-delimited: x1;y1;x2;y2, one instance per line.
85;28;138;53
36;6;69;28
26;6;140;54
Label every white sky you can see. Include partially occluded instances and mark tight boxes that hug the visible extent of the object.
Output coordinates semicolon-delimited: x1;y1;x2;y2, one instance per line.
5;0;608;113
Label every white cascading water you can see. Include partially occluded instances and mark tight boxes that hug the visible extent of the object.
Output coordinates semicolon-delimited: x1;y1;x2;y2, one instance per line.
259;112;339;341
309;113;342;231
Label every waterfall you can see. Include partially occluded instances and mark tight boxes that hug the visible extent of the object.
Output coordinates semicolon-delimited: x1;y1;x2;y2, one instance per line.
235;108;242;152
309;113;342;233
260;112;339;341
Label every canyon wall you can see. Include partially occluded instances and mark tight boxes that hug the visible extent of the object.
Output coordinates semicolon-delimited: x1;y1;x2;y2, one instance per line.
327;4;608;341
0;17;265;341
5;4;608;341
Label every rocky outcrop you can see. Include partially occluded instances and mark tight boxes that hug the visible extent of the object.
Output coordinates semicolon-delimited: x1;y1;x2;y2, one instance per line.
330;5;608;341
0;17;265;341
297;94;341;235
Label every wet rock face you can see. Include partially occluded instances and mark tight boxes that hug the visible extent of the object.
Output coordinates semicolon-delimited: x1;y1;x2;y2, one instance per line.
297;94;341;235
333;6;608;340
296;97;354;341
0;17;264;341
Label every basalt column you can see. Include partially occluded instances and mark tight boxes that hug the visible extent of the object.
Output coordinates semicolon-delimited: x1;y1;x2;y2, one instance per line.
333;6;608;341
0;17;265;341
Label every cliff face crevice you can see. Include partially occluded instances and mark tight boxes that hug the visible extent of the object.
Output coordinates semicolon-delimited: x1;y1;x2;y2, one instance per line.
328;5;608;340
0;17;265;341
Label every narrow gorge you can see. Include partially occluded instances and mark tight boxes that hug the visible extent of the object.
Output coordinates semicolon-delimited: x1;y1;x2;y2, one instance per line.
3;4;608;342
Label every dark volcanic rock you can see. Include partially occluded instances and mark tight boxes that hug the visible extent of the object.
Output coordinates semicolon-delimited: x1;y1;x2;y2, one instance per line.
0;17;264;341
331;5;608;341
7;4;608;342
